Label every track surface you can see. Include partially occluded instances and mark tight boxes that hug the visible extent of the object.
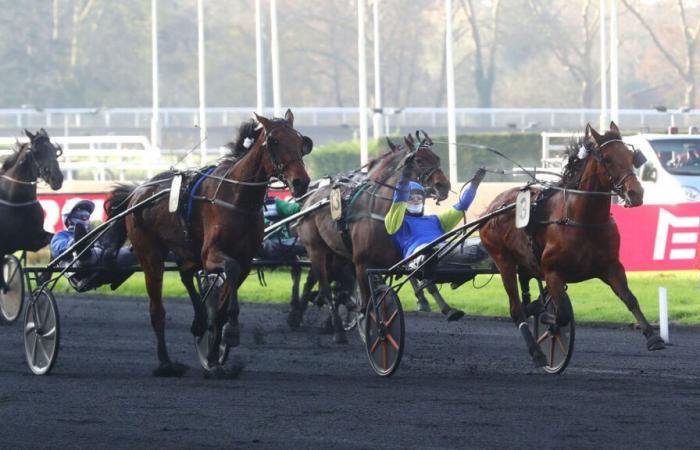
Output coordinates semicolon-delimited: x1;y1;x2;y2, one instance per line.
1;294;699;449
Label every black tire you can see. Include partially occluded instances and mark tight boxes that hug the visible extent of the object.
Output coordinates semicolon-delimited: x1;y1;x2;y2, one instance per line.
24;289;60;375
0;254;25;324
533;294;575;374
364;285;405;377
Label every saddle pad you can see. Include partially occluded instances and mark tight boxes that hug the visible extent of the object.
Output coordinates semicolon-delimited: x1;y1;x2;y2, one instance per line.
330;187;343;221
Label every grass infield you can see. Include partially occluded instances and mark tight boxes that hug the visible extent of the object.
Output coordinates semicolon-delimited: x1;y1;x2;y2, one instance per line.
47;269;700;326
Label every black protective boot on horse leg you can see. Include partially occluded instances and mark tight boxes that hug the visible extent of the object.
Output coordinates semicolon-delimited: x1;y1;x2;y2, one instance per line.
409;278;432;312
180;268;207;337
287;264;304;329
425;282;465;321
222;258;242;348
519;322;547;367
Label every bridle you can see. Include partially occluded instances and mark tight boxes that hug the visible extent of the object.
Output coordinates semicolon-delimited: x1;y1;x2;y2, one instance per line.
583;138;646;198
262;122;307;184
1;139;62;187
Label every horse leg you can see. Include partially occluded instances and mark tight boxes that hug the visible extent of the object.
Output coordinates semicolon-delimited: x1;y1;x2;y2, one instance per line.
424;282;465;321
221;257;242;349
141;253;188;377
541;271;573;327
179;268;206;337
602;262;665;351
410;278;431;312
287;264;304;329
495;255;546;367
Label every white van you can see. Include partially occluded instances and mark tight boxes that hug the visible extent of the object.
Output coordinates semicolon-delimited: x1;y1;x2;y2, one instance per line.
623;134;700;204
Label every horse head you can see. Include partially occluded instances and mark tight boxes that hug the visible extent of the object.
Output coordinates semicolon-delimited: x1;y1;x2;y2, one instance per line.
585;122;644;207
253;109;312;197
23;128;64;190
402;131;450;201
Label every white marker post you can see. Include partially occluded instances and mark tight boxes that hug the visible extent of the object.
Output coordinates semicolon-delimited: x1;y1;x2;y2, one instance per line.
658;287;669;344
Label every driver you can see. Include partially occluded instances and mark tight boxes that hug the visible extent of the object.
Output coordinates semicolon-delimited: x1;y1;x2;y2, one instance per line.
50;199;137;292
385;160;488;282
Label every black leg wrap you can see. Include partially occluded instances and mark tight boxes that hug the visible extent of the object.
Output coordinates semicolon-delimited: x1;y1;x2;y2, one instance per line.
519;322;546;367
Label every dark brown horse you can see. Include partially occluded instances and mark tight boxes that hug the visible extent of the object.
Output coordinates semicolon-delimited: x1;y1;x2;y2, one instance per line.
480;122;664;366
0;129;63;290
107;110;312;378
294;134;450;343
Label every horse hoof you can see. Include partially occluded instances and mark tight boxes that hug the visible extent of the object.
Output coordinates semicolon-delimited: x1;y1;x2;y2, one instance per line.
539;312;557;326
532;351;547;368
190;319;207;337
204;360;245;380
647;335;666;351
222;323;240;347
333;331;348;344
525;301;543;317
152;361;189;378
445;309;465;322
417;299;431;313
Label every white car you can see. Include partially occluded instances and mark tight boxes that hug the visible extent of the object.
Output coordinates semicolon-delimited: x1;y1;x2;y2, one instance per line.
623;134;700;204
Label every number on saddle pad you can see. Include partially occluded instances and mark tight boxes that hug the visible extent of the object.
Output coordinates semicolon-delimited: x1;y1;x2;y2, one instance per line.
168;174;183;213
330;187;343;221
515;189;530;229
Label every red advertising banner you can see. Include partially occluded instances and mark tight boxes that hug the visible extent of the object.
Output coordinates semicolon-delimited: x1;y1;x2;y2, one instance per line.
37;191;292;234
612;203;700;272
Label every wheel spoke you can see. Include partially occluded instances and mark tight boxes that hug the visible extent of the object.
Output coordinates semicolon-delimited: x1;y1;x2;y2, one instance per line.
37;339;51;364
368;310;377;324
536;331;549;345
549;335;555;367
386;332;399;351
385;309;398;327
369;336;381;354
25;320;36;336
382;341;388;370
555;334;567;354
41;301;52;327
31;335;39;366
41;326;56;340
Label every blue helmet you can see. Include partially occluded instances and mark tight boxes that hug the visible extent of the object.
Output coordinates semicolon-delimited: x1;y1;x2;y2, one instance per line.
408;181;424;194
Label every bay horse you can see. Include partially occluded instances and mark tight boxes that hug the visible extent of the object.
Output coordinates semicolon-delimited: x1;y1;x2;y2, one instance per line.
107;110;312;378
294;133;450;343
0;129;64;290
480;122;664;367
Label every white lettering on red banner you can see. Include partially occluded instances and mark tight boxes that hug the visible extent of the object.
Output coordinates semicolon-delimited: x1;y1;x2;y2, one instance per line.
652;208;700;261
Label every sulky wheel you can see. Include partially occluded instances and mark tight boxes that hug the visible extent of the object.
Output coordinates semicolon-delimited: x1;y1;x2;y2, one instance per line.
194;330;229;370
533;294;575;374
0;254;25;324
24;289;60;375
364;285;405;377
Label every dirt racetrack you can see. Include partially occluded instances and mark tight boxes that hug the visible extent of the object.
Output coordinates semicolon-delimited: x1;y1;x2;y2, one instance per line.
1;294;699;449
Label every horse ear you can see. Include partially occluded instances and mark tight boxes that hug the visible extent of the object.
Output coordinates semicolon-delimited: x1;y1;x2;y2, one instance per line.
386;137;398;152
284;108;294;126
403;134;414;148
586;123;603;143
252;113;270;130
609;121;620;133
38;128;48;136
24;129;35;140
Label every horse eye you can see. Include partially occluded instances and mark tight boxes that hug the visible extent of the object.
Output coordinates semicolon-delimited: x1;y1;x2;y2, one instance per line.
268;137;278;146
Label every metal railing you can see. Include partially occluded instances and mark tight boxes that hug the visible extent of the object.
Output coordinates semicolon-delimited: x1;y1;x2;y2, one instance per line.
1;107;697;131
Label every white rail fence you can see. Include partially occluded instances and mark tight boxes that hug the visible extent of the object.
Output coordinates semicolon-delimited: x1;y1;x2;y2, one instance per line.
0;107;696;131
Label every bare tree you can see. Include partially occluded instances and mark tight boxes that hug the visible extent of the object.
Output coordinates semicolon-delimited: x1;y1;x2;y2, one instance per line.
70;0;96;67
621;0;700;108
528;0;599;108
457;0;501;108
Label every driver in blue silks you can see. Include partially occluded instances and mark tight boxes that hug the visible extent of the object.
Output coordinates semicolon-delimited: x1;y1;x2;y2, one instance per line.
384;160;488;278
50;199;137;292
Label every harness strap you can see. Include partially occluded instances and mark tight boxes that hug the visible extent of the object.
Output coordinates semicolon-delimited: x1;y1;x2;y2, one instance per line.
0;198;39;207
186;167;216;222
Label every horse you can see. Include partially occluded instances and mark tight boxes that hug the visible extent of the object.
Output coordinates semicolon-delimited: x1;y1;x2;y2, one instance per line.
480;122;664;367
106;110;312;378
294;133;450;343
0;129;64;291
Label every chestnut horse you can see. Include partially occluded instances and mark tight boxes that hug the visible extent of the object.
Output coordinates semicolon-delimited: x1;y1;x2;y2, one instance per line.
480;122;664;367
0;129;64;290
294;133;450;343
107;110;312;378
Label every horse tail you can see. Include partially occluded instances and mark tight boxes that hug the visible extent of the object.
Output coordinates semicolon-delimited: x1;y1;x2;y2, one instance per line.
104;183;137;246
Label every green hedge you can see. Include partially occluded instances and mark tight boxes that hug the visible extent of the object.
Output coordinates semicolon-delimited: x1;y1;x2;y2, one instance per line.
307;133;542;181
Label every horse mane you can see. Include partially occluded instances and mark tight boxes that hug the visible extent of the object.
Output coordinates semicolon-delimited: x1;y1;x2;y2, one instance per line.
558;130;621;188
224;118;265;159
0;142;27;172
